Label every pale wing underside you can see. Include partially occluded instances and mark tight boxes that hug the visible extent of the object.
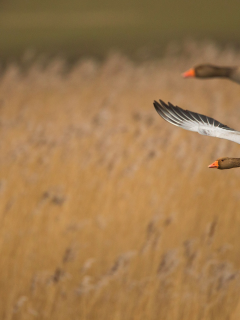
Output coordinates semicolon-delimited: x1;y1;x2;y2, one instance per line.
153;100;240;145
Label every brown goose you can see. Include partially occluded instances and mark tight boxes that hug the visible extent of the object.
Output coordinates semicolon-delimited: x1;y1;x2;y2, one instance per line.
153;100;240;170
182;64;240;84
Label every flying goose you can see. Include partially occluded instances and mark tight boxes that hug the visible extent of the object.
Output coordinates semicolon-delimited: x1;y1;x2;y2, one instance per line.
153;99;240;169
182;64;240;84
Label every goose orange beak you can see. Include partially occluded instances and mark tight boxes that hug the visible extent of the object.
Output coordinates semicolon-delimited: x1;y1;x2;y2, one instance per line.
182;68;196;78
208;160;219;169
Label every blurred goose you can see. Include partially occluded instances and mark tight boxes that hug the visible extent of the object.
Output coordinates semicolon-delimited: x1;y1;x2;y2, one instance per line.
182;64;240;84
153;99;240;169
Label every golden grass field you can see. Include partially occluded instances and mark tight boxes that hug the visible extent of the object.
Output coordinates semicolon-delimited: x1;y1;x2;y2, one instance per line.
1;41;240;319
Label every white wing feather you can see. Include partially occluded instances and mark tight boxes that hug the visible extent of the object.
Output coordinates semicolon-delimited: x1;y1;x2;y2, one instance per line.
153;100;240;145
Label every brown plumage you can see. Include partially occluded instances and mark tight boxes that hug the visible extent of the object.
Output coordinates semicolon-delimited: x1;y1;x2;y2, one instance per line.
208;157;240;170
182;64;240;84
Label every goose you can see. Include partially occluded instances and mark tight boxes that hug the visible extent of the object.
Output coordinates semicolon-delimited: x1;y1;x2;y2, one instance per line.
153;99;240;169
182;64;240;84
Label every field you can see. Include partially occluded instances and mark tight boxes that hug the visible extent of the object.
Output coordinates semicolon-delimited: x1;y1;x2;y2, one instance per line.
1;41;240;319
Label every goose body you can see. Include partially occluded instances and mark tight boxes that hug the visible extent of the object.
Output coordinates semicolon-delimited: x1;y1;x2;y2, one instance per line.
182;64;240;84
153;99;240;169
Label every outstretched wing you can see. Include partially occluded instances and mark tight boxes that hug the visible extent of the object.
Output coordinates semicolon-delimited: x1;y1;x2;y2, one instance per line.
153;100;240;145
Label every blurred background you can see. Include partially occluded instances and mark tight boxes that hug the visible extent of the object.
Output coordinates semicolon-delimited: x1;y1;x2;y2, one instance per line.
1;0;240;63
1;1;240;320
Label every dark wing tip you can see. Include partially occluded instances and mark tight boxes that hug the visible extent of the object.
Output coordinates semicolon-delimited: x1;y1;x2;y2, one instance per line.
153;99;172;117
153;99;167;118
153;99;170;111
153;99;178;115
153;100;162;113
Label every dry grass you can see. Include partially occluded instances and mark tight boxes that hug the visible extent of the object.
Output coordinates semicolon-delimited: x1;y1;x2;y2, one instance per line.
1;41;240;319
